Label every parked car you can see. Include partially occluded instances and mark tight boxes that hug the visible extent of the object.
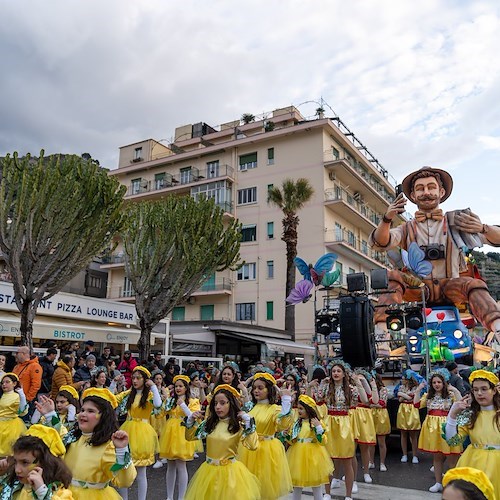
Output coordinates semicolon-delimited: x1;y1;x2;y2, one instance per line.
406;305;473;362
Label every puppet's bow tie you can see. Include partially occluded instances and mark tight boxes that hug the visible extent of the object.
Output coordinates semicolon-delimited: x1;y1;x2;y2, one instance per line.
414;209;444;223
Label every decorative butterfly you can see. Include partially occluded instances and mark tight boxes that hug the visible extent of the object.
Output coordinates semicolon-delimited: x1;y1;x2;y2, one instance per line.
294;253;337;285
286;279;314;305
401;242;433;278
321;269;341;288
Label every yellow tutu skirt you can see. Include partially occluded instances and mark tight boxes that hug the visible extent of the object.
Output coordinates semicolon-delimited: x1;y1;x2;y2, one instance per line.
396;403;421;431
287;442;334;487
418;414;461;455
150;414;166;437
325;413;355;459
372;408;391;436
457;446;500;498
353;407;376;445
0;417;26;456
70;485;121;500
195;439;204;453
238;437;292;500
159;417;196;461
120;419;159;466
185;460;260;500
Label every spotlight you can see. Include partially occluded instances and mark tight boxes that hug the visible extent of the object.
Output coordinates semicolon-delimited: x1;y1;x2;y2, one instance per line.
406;310;423;330
386;314;404;331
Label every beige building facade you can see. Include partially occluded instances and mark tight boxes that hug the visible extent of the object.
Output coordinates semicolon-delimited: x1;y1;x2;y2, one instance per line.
104;106;397;362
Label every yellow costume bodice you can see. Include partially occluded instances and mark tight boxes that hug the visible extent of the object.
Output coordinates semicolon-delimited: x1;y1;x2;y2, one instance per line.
459;410;500;445
0;392;21;419
13;485;73;499
116;391;155;420
250;402;292;435
166;399;201;418
293;420;327;445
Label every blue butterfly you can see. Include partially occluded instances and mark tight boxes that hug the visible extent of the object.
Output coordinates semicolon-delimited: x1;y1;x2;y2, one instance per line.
401;242;433;278
294;253;337;285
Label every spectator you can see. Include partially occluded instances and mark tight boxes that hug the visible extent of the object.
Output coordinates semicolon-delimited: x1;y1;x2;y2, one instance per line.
164;362;176;389
50;354;84;399
296;359;308;377
38;347;58;396
0;353;6;378
446;361;468;396
152;351;165;371
117;350;138;389
167;357;180;375
82;340;96;358
74;354;96;382
68;341;80;357
13;346;42;405
99;345;112;366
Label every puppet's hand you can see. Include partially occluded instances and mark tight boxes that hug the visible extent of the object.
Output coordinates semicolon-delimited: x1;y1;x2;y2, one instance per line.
455;210;483;233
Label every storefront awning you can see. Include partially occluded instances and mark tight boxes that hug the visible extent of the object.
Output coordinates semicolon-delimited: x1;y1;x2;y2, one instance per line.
222;332;315;355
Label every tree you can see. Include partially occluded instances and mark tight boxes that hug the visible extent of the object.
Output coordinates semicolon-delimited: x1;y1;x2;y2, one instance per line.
241;113;255;124
0;151;126;350
122;196;242;360
267;178;314;338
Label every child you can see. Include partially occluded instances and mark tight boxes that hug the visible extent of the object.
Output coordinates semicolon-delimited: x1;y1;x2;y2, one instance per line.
150;369;169;469
445;369;500;498
183;384;260;500
396;369;423;464
159;375;201;500
0;373;27;458
115;365;162;500
414;369;462;493
442;467;495;500
0;424;73;499
238;372;294;500
286;394;333;500
369;373;391;472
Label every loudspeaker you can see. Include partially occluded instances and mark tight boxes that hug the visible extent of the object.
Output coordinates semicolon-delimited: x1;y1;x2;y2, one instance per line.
347;273;367;292
339;295;377;367
370;269;388;290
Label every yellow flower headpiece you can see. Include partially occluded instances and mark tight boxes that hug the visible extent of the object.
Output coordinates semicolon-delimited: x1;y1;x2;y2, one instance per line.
443;467;495;500
26;424;66;457
298;394;318;410
82;387;118;409
173;375;191;385
253;372;277;386
469;369;499;387
213;384;241;399
133;365;152;379
58;385;79;401
1;372;19;382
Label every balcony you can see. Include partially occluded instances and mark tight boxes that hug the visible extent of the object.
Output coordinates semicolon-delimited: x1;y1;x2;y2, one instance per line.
126;164;235;198
324;228;390;269
324;186;382;233
100;253;125;269
191;278;233;296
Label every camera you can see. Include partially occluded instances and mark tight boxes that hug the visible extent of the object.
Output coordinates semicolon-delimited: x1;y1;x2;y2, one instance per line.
420;244;445;260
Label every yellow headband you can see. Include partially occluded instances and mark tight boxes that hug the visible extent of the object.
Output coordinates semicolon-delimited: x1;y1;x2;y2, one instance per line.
298;394;318;410
173;375;190;385
26;424;66;457
133;365;152;379
1;372;19;382
82;387;118;409
58;385;79;401
443;467;495;500
254;372;277;386
469;369;499;387
213;384;241;399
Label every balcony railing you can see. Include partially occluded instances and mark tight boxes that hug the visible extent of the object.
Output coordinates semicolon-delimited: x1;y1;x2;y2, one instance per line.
195;278;233;293
101;253;126;265
324;186;383;226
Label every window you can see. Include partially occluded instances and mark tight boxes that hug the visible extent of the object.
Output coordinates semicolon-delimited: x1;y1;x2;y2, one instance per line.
239;152;257;170
180;167;192;184
237;263;256;281
267;260;274;279
123;277;134;297
206;160;220;178
237;187;257;205
335;262;343;284
267;184;274;193
191;180;232;212
335;222;342;241
155;172;165;190
266;301;274;320
131;178;142;195
267;148;274;165
236;303;255;321
172;306;185;321
332;147;340;160
347;230;355;246
361;240;368;255
349;267;356;274
267;222;274;239
200;305;214;321
134;147;143;160
241;225;257;242
89;275;102;289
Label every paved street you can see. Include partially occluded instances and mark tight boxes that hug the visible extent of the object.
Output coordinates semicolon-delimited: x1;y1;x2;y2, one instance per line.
131;436;443;499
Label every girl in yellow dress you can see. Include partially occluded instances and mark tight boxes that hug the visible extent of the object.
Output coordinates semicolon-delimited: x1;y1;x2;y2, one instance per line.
0;424;73;499
36;387;137;499
115;366;162;500
396;369;423;464
150;369;169;469
286;395;333;500
369;373;391;472
0;373;27;458
184;384;260;500
445;369;500;498
159;375;201;500
414;369;462;493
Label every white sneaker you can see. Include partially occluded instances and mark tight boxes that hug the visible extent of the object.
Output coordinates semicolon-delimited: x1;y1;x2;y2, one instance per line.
331;478;342;489
194;453;199;458
430;465;434;472
380;463;387;472
161;458;168;464
322;495;332;500
364;473;373;484
401;455;408;463
412;456;419;464
368;461;375;469
345;498;353;500
152;460;164;469
429;483;443;493
352;482;359;494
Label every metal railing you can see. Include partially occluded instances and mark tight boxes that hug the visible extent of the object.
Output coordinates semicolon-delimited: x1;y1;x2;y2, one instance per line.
195;278;233;293
101;254;126;265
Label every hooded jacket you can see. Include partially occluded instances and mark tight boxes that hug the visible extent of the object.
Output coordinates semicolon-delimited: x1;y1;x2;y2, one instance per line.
13;356;42;401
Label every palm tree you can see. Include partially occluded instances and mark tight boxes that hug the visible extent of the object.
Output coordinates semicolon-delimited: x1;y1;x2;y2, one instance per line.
268;178;315;339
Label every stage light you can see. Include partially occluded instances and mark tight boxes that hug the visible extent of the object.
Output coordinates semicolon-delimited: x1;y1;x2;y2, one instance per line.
406;310;423;330
386;314;404;331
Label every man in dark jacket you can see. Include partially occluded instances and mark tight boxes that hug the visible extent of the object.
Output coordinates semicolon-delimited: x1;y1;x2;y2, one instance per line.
74;354;96;383
38;347;57;396
446;361;468;396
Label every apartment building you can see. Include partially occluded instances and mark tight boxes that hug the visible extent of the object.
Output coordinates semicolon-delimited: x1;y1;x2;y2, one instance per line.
105;106;398;365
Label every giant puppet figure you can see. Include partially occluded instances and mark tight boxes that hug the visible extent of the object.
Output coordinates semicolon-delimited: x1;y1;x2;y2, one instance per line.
370;166;500;355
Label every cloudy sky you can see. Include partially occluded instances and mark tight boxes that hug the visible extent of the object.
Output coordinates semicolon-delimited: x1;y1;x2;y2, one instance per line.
1;0;500;245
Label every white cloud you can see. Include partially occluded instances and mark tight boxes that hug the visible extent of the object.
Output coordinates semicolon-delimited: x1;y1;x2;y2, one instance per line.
478;135;500;150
